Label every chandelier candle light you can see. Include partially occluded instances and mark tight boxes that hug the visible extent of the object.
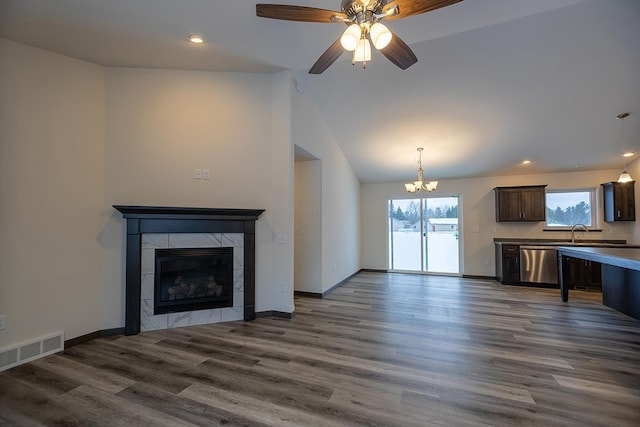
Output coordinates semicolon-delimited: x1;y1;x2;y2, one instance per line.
405;147;438;193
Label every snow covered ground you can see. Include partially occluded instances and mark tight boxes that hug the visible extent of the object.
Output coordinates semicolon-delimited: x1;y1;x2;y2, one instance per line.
390;231;459;273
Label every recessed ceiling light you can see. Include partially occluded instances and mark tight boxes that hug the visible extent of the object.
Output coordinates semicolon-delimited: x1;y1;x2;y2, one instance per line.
188;34;206;44
623;152;634;158
521;160;531;165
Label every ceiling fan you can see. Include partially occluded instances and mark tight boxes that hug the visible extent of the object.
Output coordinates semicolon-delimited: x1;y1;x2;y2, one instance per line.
256;0;463;74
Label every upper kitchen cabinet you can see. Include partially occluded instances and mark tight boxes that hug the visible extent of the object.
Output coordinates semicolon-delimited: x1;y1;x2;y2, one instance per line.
602;181;635;222
494;185;547;222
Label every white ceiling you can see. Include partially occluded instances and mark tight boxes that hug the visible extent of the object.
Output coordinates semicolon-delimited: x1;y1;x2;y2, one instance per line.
1;0;639;183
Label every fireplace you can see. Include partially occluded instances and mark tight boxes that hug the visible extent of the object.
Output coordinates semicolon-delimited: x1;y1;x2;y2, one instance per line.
113;206;264;335
154;247;234;315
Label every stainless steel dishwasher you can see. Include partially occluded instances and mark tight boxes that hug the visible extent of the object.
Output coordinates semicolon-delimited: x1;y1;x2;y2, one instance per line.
519;246;558;285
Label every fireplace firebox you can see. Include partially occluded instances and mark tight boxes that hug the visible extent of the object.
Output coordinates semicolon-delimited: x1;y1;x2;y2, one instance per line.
154;247;233;315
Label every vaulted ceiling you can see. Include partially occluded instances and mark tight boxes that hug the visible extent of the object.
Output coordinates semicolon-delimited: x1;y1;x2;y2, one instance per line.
1;0;639;182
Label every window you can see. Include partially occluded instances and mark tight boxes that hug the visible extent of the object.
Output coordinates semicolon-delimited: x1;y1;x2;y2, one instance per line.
545;189;596;228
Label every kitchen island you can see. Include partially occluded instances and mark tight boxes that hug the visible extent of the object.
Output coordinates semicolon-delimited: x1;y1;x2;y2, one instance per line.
557;246;640;320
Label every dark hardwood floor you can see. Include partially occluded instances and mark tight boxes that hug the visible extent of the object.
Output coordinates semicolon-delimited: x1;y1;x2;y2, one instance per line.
1;272;639;426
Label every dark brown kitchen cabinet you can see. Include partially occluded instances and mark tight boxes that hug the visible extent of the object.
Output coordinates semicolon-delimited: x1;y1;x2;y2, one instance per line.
494;185;547;222
567;257;601;290
495;244;520;284
602;181;635;222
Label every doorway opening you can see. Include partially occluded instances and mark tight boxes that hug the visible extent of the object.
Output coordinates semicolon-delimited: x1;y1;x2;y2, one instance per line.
294;145;322;294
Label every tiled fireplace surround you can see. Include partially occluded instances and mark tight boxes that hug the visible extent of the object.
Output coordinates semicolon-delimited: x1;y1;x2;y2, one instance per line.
114;206;264;335
140;232;244;331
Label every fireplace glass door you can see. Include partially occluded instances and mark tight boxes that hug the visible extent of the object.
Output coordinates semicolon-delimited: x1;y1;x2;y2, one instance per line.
154;247;234;314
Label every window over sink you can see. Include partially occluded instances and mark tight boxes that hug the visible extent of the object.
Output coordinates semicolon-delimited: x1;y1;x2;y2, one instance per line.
545;188;596;228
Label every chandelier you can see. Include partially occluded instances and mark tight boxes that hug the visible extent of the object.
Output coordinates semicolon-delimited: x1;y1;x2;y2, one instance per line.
405;147;438;193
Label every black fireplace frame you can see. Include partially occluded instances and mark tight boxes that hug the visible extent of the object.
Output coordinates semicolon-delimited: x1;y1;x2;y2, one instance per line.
113;205;264;335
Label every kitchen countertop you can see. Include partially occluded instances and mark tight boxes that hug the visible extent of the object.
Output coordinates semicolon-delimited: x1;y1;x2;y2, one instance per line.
493;238;640;248
556;246;640;271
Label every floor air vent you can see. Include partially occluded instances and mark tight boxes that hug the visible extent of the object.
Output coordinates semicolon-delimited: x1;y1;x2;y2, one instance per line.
0;331;64;372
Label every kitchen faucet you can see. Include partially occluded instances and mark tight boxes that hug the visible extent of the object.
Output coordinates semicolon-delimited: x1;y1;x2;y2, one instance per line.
571;223;588;243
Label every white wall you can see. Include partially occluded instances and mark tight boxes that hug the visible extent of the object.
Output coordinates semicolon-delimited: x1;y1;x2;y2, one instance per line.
267;71;296;312
102;68;296;329
0;38;106;347
362;169;633;276
1;40;313;348
291;85;361;292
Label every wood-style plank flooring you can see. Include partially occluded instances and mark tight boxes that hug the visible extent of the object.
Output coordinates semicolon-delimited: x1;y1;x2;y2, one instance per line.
1;272;639;426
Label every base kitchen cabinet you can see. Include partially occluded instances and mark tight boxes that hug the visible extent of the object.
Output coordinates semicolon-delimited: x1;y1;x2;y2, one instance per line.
495;244;520;284
567;257;601;290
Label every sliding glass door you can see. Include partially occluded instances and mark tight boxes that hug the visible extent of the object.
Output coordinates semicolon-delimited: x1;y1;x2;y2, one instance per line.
388;196;460;274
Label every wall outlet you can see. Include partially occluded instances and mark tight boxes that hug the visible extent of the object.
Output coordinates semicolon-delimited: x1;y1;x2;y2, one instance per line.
202;169;210;180
194;169;203;179
0;314;6;330
484;259;491;266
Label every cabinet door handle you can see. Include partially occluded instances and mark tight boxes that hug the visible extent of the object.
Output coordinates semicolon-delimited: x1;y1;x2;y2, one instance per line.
617;210;621;218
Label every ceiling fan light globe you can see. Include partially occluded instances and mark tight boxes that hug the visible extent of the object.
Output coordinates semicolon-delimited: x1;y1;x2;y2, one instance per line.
353;38;372;62
340;24;361;51
370;22;392;50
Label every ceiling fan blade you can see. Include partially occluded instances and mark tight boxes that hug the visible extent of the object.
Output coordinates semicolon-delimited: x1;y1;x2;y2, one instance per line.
379;31;418;70
256;4;346;23
384;0;463;21
309;38;345;74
